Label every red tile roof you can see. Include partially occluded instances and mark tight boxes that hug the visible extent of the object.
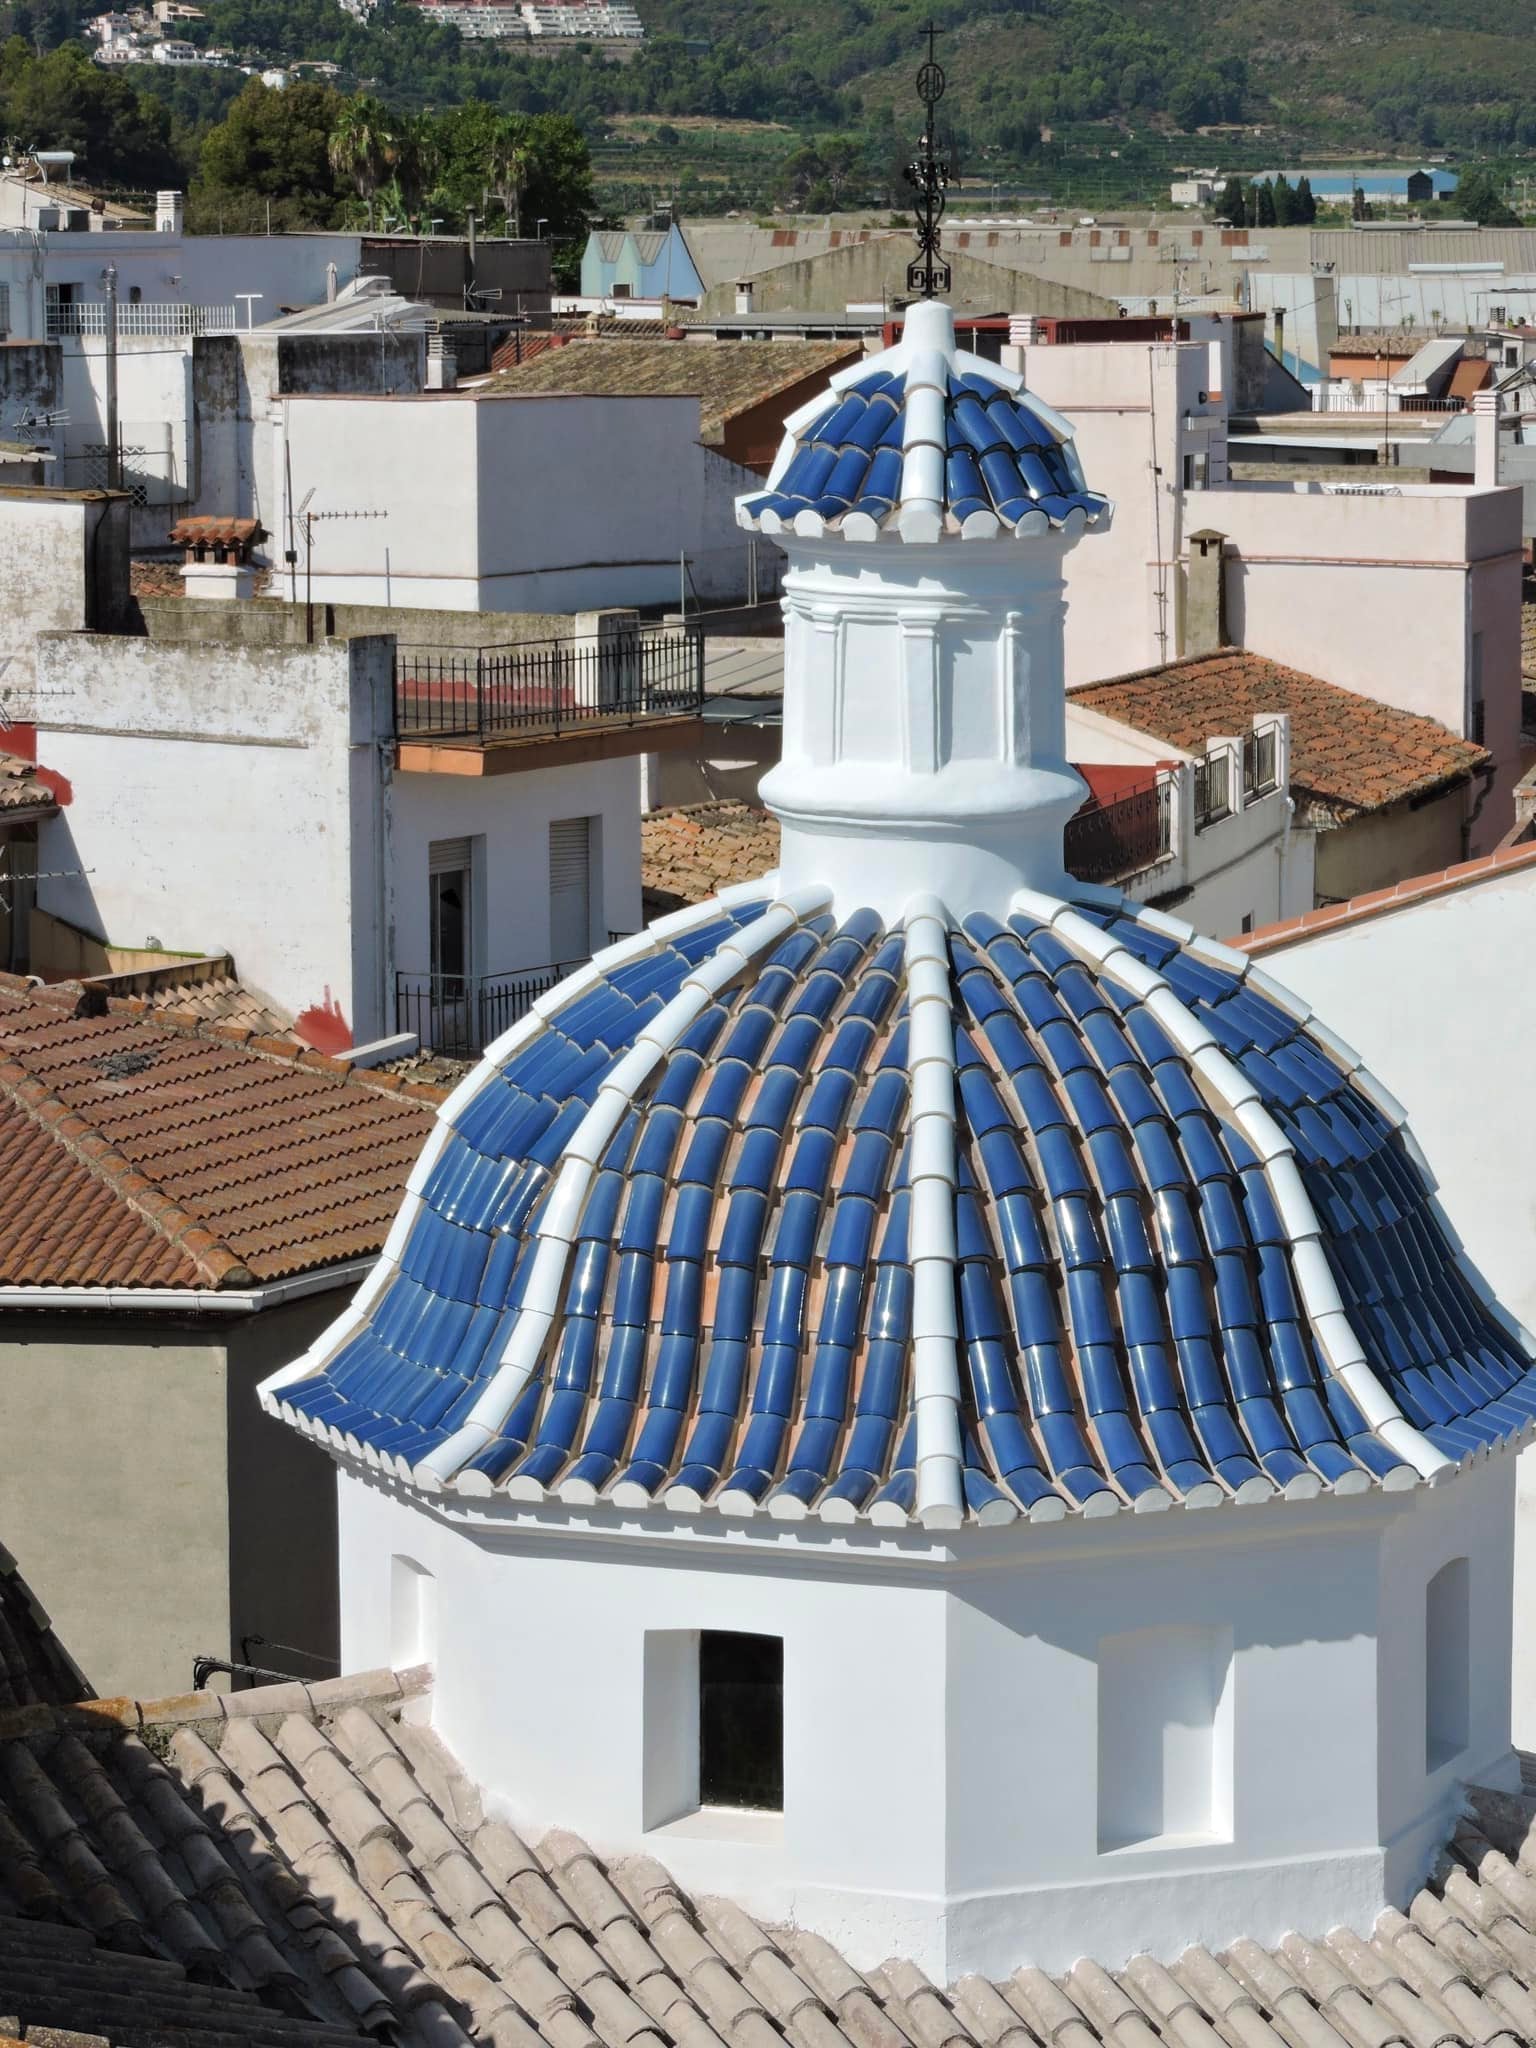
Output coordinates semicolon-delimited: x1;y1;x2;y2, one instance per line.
641;799;780;912
1072;650;1489;823
0;978;440;1290
166;515;264;546
1233;837;1536;954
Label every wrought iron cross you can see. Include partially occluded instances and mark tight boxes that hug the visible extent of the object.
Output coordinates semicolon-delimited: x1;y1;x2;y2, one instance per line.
905;21;952;298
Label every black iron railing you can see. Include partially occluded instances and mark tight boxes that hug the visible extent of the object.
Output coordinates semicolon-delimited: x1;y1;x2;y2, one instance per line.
1194;752;1232;831
394;626;706;743
1242;724;1279;802
396;962;584;1058
1064;776;1172;884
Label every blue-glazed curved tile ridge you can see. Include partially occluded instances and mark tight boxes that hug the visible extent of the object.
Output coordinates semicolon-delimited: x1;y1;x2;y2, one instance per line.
735;302;1111;545
260;878;1536;1529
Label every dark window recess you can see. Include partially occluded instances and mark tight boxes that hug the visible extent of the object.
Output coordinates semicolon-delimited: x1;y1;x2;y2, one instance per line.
699;1631;783;1811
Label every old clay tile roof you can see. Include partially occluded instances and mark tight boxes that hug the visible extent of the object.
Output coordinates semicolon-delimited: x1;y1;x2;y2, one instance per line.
1072;650;1490;824
0;750;57;815
479;338;862;444
640;799;780;913
0;976;437;1290
7;1532;1536;2048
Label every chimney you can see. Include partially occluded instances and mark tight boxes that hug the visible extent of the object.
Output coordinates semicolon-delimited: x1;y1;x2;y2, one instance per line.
425;337;457;391
1184;528;1228;655
734;278;754;316
155;189;183;235
1473;388;1500;489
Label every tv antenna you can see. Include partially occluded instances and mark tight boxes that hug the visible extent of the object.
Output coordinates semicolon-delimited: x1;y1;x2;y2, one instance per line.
905;23;952;299
3;403;67;438
295;493;388;641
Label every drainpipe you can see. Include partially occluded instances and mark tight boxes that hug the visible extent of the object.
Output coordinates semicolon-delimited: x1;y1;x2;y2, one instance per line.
1461;760;1497;860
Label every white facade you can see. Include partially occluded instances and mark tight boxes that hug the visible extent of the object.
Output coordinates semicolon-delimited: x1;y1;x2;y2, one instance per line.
27;628;642;1042
1063;698;1314;934
0;225;370;346
763;533;1089;924
1242;857;1536;1745
1009;333;1523;848
273;391;764;612
337;1458;1516;1979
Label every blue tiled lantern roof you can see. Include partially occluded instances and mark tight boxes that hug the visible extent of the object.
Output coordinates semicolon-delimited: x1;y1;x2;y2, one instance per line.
736;299;1110;545
263;881;1536;1529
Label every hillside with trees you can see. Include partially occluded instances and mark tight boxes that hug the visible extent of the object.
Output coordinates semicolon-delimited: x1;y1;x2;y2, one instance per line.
0;0;1533;239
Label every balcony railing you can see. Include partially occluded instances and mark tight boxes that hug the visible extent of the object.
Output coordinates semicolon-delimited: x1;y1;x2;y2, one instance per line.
47;301;238;338
1064;776;1172;885
396;962;588;1058
394;626;705;744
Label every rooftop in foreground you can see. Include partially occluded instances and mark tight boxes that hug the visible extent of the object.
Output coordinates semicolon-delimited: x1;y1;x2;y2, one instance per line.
3;1540;1536;2048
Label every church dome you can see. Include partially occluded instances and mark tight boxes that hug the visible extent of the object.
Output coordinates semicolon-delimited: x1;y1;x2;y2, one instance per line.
264;297;1536;1530
265;878;1536;1527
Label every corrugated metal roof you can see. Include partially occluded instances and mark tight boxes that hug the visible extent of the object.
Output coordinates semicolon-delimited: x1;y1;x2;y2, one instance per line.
1312;228;1536;274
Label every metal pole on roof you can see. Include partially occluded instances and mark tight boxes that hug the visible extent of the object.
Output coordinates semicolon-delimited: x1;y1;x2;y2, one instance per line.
102;263;120;492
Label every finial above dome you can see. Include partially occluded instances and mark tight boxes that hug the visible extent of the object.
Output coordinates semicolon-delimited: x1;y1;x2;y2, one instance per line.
737;299;1111;545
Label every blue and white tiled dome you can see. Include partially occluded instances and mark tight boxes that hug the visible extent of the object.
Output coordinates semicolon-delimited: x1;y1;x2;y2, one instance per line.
736;299;1110;545
264;880;1536;1528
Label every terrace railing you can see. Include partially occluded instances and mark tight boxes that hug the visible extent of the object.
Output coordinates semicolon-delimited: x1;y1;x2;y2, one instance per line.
1064;774;1172;885
395;962;589;1059
394;625;706;744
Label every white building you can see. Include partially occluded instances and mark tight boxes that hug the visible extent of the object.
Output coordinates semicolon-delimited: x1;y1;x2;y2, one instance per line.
1008;327;1524;844
262;301;1535;1984
1228;848;1536;1744
267;385;768;612
26;617;656;1050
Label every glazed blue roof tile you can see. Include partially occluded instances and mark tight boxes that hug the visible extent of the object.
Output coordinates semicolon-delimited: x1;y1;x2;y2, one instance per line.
265;881;1536;1528
738;356;1109;541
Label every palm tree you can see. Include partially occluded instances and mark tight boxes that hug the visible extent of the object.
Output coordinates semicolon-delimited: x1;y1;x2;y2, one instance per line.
328;95;397;232
489;117;531;239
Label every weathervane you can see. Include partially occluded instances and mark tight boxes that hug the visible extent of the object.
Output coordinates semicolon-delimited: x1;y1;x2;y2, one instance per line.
904;22;952;299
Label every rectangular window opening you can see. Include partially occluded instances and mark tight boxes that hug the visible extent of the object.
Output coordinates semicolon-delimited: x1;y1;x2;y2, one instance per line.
700;1630;783;1813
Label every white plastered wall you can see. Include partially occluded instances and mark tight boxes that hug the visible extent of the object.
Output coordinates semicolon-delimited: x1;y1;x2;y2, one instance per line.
1253;861;1536;1743
336;1462;1515;1980
387;757;643;982
274;391;764;613
1063;699;1314;938
33;631;391;1036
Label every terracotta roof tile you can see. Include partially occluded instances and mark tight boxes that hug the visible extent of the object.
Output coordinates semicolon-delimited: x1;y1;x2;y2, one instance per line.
4;1576;1536;2048
0;751;57;815
1235;835;1536;953
478;338;862;443
0;979;434;1290
640;799;780;913
1072;650;1489;822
